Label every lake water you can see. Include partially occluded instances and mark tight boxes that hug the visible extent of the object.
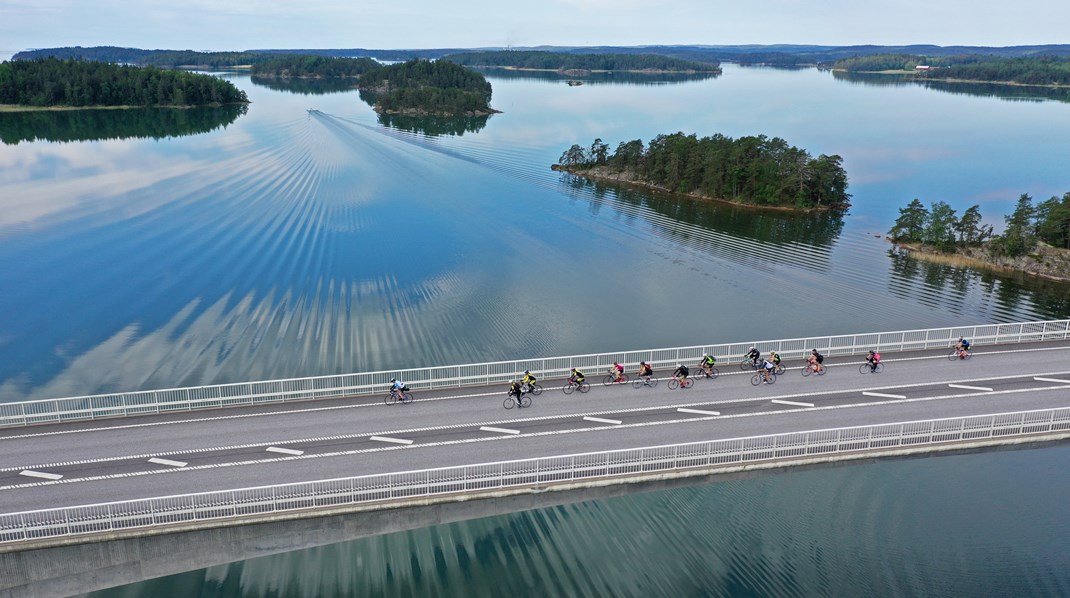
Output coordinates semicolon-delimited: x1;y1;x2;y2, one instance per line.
1;64;1069;402
2;62;1070;595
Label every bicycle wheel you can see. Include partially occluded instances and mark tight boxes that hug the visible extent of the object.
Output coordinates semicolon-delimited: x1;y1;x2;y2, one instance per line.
816;366;827;376
947;350;959;362
602;374;616;387
668;378;680;390
520;395;532;408
873;362;884;373
682;378;694;388
503;397;516;409
750;373;762;386
963;351;972;361
384;393;397;405
530;384;543;396
401;392;413;403
578;382;590;393
563;383;576;395
631;378;644;389
859;363;870;374
774;364;785;375
739;361;754;371
707;368;719;380
801;365;812;377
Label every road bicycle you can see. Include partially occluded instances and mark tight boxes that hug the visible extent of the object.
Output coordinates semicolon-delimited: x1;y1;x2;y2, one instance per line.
521;383;544;396
631;375;659;389
384;388;413;405
801;362;826;377
694;365;720;381
740;359;784;375
751;372;777;385
947;348;973;361
602;370;629;386
858;361;884;374
667;376;694;390
562;378;590;394
503;394;532;409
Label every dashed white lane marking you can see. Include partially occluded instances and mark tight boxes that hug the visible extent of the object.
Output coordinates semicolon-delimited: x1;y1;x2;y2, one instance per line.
266;446;305;456
949;384;993;392
370;436;414;445
678;408;721;416
583;416;622;425
862;391;907;399
19;470;63;480
4;383;1069;492
480;426;521;435
1034;377;1070;384
772;399;815;408
6;370;1069;476
148;458;187;468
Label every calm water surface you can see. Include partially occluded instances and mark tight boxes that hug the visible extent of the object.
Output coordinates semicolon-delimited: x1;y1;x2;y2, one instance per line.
1;65;1070;401
86;444;1070;597
2;62;1070;595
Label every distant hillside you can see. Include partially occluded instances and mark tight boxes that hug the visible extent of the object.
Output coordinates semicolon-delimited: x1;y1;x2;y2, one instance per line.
443;51;721;72
16;44;1070;70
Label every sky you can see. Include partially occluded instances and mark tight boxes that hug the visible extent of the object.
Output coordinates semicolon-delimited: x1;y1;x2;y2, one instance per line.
0;0;1066;53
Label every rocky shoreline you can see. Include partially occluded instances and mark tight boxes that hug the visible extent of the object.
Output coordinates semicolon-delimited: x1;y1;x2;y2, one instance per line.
891;240;1070;282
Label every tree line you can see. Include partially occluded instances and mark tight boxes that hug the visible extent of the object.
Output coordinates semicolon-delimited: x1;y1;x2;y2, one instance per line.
443;51;721;72
888;193;1070;256
14;47;276;68
250;55;381;78
0;58;248;107
832;54;977;72
558;132;851;211
924;56;1070;86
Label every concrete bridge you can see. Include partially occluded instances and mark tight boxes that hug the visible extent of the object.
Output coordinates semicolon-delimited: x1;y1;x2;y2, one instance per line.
2;320;1069;596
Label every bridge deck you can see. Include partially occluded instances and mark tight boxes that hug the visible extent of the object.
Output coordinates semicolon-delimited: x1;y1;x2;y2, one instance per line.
1;342;1068;516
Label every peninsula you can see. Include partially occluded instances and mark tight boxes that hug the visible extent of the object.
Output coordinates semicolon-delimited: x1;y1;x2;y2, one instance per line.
553;133;851;212
443;51;721;74
0;58;248;109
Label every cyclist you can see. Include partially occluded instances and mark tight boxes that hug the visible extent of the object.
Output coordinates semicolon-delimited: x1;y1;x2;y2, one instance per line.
673;363;689;384
521;370;537;392
612;361;625;382
638;361;654;381
761;357;776;383
746;347;761;368
769;351;782;369
569;367;585;386
866;350;881;372
698;353;716;377
389;378;408;399
508;380;524;405
955;337;971;358
808;349;825;374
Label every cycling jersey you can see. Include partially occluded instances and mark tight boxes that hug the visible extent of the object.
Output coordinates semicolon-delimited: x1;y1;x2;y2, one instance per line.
674;366;689;377
702;356;715;366
639;365;652;377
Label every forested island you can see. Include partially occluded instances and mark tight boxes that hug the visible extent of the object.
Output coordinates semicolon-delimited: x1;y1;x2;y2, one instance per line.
887;193;1070;280
554;133;850;211
833;54;1070;86
443;51;721;74
13;47;274;69
356;59;496;116
249;55;381;78
0;58;248;108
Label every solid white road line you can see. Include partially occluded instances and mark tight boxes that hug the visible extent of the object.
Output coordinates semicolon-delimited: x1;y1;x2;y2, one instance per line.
583;416;623;425
480;426;521;435
148;457;188;468
677;408;721;416
862;391;907;399
949;384;994;392
370;435;414;445
1034;377;1070;384
266;446;305;456
771;399;815;408
19;470;63;480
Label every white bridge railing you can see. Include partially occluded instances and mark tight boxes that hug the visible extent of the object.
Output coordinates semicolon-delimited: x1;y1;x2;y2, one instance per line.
2;407;1068;545
1;320;1068;428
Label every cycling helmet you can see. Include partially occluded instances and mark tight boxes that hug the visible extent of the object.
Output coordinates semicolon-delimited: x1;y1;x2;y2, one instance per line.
676;363;682;368
524;370;530;375
510;379;515;383
640;361;647;365
390;378;396;383
702;353;708;357
614;361;620;366
570;367;576;372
